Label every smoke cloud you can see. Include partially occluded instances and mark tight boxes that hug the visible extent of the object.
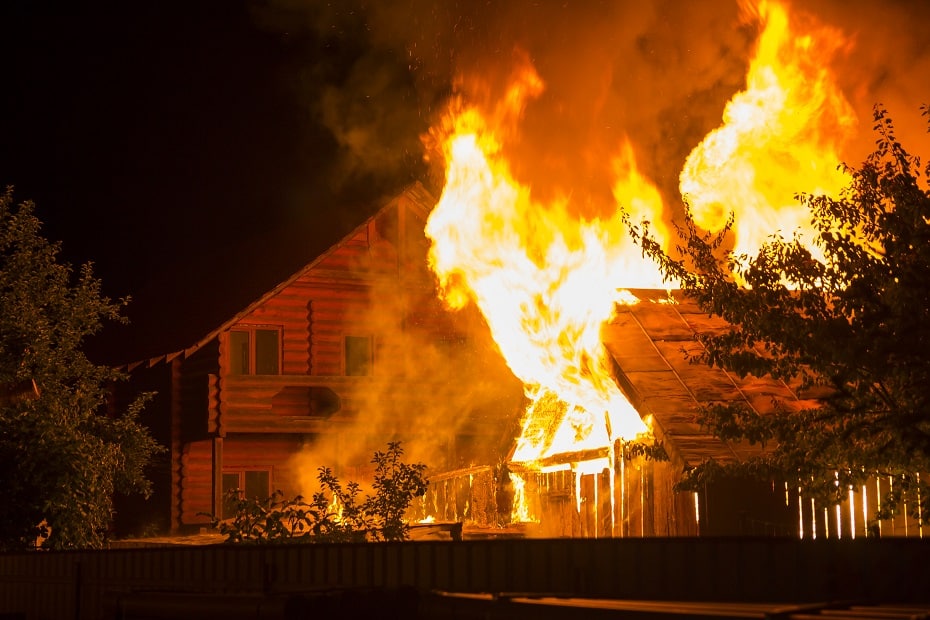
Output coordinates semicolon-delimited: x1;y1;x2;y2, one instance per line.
286;211;524;494
253;0;928;208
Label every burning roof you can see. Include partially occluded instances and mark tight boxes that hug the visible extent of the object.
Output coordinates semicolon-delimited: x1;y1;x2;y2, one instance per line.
604;290;818;467
420;0;880;475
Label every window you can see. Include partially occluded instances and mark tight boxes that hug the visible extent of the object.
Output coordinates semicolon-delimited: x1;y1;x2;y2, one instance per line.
228;327;281;375
222;470;271;519
344;335;372;376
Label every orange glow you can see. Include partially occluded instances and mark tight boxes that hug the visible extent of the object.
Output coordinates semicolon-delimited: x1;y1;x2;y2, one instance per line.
423;0;865;531
680;0;856;261
425;61;660;467
509;472;539;523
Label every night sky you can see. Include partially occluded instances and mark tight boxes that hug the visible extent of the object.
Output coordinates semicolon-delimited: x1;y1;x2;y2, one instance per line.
1;0;928;364
0;0;434;363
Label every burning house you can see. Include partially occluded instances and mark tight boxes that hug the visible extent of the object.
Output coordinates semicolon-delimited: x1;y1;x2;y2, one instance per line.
111;179;800;539
114;0;928;540
112;177;920;539
113;183;523;535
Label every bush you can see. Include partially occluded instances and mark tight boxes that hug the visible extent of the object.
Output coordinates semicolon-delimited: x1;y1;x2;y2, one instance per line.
208;442;428;543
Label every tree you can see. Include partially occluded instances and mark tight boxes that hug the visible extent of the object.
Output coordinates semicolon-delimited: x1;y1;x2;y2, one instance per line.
629;106;930;525
0;188;162;550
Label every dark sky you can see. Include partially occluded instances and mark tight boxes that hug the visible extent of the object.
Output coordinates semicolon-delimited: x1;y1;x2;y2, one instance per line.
1;0;928;364
0;0;434;363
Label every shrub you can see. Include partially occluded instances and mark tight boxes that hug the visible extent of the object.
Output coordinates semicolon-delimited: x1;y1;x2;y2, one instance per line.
208;441;428;543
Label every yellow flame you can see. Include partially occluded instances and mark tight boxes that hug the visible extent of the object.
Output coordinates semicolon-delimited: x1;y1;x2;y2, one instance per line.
424;0;858;477
426;63;659;465
680;0;856;260
509;472;539;523
327;493;343;522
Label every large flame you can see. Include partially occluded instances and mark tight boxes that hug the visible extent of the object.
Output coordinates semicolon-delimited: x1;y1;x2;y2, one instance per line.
424;0;858;481
680;0;856;259
425;63;663;465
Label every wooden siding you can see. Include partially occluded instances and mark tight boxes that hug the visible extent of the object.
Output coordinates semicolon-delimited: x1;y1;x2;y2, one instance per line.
306;284;373;376
226;280;312;375
179;439;214;526
215;375;449;434
221;435;307;497
178;341;219;442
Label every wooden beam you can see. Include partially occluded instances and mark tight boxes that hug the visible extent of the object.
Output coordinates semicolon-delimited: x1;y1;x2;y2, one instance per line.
212;436;224;522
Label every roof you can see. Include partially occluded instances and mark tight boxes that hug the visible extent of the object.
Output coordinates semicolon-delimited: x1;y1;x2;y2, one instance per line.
109;182;436;370
604;289;818;467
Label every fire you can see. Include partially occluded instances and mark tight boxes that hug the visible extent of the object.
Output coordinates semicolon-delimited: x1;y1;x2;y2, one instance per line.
509;472;539;523
425;62;662;468
422;0;865;532
680;0;857;260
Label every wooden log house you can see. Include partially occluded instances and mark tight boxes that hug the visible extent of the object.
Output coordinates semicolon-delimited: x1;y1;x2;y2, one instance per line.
114;183;926;539
113;183;524;535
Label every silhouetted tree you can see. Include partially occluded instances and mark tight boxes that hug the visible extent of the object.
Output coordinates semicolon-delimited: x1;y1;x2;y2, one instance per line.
630;106;930;526
0;188;161;549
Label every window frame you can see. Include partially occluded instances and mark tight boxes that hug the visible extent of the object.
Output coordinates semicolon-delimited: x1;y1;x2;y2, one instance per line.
343;334;373;377
227;325;282;376
221;468;272;519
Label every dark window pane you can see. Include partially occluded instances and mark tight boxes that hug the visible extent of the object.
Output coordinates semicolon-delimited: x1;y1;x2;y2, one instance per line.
222;473;241;519
229;331;250;375
255;329;280;375
244;470;270;500
345;336;372;376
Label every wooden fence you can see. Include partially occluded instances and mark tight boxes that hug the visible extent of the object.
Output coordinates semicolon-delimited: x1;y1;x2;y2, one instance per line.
1;537;929;619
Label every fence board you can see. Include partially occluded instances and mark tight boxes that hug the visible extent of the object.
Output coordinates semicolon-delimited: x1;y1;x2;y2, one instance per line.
2;538;930;619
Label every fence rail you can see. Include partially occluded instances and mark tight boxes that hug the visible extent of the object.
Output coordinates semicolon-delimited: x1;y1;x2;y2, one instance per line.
1;537;928;619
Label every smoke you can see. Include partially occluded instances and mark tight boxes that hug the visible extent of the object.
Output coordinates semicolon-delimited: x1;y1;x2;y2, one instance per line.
253;0;929;210
259;0;930;488
286;209;524;494
801;0;930;160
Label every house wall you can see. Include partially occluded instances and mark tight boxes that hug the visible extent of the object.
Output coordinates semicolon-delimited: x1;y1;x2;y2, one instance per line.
178;439;213;526
153;192;520;534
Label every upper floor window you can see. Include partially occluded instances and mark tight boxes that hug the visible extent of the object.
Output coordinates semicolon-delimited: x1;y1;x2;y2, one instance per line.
344;335;372;376
229;327;281;375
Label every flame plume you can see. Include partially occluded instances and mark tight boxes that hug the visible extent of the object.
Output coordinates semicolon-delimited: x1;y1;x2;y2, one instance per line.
680;0;857;259
424;0;860;485
425;62;663;465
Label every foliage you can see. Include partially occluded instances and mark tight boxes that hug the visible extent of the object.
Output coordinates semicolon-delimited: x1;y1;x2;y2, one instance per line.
628;106;930;524
0;188;163;550
210;441;428;544
622;437;668;463
364;442;430;541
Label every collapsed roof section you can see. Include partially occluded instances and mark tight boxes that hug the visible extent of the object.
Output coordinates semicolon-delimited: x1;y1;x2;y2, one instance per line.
604;289;820;468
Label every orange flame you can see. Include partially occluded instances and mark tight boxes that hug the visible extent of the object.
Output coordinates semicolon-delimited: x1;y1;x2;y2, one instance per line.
680;0;857;260
424;0;859;475
425;62;662;465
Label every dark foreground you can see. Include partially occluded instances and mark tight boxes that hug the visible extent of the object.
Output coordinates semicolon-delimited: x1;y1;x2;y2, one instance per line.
2;537;928;619
102;588;930;619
